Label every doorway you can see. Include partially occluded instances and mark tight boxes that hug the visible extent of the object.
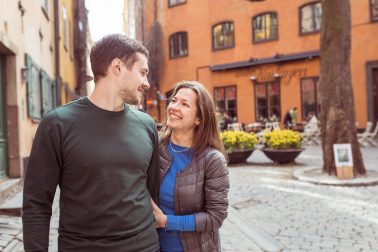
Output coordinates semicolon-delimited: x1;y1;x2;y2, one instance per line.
0;56;7;179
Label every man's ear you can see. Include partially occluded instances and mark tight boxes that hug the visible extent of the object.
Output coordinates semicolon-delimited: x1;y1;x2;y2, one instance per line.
110;58;122;76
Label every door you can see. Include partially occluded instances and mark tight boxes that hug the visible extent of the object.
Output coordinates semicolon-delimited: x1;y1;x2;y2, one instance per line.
373;68;378;122
0;56;7;179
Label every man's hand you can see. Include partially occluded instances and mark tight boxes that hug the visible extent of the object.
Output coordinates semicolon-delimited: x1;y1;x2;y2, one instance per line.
151;200;167;228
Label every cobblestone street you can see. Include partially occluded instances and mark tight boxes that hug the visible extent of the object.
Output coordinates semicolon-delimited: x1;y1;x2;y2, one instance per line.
1;146;378;251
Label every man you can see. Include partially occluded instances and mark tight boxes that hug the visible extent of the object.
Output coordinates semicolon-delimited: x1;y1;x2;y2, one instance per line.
283;107;298;129
22;34;160;252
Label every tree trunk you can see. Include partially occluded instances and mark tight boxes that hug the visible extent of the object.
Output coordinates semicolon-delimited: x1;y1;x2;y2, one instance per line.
319;0;366;176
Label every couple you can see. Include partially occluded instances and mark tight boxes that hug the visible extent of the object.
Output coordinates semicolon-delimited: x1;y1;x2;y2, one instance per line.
22;34;229;252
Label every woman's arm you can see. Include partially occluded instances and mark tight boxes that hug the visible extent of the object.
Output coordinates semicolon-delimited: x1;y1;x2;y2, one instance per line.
151;200;195;231
194;151;229;232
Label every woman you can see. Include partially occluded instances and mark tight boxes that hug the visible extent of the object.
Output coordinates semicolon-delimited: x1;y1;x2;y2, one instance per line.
151;80;229;252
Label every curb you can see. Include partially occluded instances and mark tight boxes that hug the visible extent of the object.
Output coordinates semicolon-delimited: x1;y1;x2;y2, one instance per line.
228;207;286;252
293;167;378;186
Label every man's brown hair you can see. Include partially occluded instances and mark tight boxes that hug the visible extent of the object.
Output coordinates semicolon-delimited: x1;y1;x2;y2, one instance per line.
90;34;149;82
160;81;227;159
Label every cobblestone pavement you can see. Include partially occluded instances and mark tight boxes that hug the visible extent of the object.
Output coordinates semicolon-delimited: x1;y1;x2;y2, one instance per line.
222;145;378;251
2;145;378;251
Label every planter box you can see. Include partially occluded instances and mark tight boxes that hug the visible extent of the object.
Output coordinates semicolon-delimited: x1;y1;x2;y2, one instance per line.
336;166;354;179
262;148;304;164
227;149;254;164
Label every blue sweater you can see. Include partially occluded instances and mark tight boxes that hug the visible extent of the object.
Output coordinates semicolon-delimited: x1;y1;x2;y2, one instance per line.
158;142;196;252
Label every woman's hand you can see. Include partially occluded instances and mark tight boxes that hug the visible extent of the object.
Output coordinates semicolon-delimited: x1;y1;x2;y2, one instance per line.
151;200;167;228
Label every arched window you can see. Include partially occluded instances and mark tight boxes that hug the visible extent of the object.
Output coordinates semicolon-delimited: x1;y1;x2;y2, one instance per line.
212;21;234;50
169;32;188;58
299;2;322;35
252;12;278;43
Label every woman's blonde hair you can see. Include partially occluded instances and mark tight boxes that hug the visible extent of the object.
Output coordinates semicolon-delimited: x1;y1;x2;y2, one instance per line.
159;80;227;158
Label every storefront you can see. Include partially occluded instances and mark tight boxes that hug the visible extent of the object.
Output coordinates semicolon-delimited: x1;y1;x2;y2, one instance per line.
210;51;320;125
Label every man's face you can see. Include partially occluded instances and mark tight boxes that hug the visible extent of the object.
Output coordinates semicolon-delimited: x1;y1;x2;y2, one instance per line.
118;52;150;105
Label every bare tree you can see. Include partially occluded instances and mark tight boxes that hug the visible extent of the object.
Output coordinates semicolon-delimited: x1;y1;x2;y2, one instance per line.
319;0;366;175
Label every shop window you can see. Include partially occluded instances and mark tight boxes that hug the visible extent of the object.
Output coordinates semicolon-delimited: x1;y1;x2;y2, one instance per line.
371;0;378;22
169;32;188;58
214;86;237;119
212;22;234;50
252;12;278;43
300;77;319;120
300;2;322;35
255;81;280;122
168;0;186;7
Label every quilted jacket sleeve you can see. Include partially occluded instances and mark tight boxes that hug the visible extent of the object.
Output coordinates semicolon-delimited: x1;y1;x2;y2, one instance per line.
195;150;229;232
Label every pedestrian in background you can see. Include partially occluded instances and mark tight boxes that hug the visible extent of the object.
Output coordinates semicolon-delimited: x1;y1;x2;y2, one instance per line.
22;34;160;251
152;80;229;252
283;107;298;129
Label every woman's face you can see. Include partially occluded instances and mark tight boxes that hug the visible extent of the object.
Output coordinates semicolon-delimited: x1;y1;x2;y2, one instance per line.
167;88;199;133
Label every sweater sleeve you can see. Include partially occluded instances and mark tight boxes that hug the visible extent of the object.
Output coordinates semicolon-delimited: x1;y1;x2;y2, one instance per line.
22;111;63;252
166;214;196;231
194;151;229;232
146;122;160;203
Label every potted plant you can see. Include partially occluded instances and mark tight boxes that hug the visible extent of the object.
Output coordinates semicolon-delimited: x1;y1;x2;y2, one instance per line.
262;129;304;164
221;130;258;164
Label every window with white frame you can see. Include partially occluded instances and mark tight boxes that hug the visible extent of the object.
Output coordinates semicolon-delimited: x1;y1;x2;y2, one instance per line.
300;2;322;35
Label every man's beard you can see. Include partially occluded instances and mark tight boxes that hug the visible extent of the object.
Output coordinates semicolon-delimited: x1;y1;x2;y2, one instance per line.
121;90;141;105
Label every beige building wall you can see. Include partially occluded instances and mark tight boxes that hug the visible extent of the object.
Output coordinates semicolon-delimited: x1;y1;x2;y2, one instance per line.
59;0;77;104
0;0;55;177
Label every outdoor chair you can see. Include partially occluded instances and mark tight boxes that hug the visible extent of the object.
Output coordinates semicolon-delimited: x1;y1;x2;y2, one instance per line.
227;123;244;131
301;116;321;145
358;122;378;147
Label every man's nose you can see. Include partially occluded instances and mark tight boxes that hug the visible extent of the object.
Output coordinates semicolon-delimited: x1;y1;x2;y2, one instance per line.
142;78;150;90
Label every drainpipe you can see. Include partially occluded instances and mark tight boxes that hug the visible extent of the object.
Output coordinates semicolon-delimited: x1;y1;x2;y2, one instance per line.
54;0;61;106
196;65;210;81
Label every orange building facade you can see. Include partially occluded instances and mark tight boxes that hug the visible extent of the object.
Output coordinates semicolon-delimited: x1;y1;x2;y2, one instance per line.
130;0;378;126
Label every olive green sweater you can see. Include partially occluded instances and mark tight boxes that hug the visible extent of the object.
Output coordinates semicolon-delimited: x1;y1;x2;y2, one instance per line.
22;97;160;252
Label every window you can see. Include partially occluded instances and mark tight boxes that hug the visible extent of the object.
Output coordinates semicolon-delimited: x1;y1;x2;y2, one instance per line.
301;77;319;120
62;4;68;50
253;12;278;43
254;81;280;122
40;70;56;115
25;54;56;120
169;32;188;58
371;0;378;22
41;0;49;19
212;22;234;50
69;20;73;60
214;86;237;119
25;55;42;120
300;2;322;35
168;0;186;7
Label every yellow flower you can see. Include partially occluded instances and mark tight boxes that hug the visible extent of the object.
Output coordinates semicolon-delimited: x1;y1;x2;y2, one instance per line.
263;129;301;149
221;130;258;152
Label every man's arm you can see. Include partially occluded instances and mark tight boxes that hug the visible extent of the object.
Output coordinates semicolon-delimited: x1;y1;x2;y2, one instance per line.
22;111;62;252
146;123;160;204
